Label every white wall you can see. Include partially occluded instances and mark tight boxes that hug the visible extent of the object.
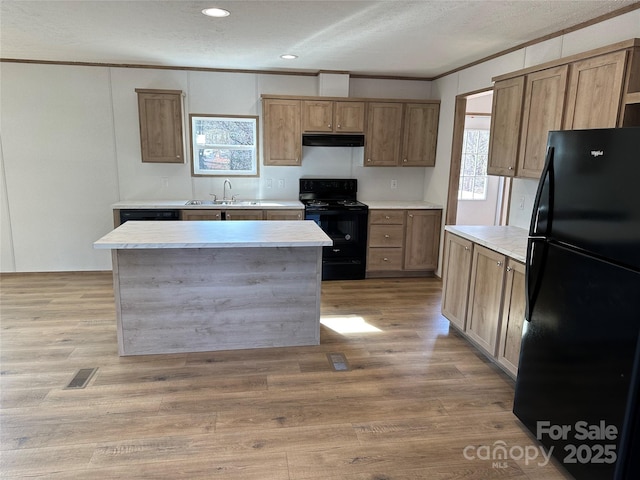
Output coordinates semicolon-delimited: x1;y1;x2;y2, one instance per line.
0;64;433;272
429;9;640;274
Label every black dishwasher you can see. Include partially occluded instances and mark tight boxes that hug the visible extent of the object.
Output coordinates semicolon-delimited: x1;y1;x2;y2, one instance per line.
119;209;180;224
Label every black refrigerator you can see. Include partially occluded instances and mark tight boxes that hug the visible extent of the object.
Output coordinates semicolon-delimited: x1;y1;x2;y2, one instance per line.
513;127;640;480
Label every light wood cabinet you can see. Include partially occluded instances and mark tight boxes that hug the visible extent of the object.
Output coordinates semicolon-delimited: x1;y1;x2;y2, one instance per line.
262;98;301;166
265;209;303;220
135;89;184;163
466;245;506;357
487;77;524;176
401;103;439;166
302;100;365;133
497;259;526;377
517;65;568;178
404;209;441;270
224;210;264;220
365;103;403;166
367;209;405;271
488;40;640;180
441;232;473;331
181;210;222;221
366;208;441;276
563;50;627;130
441;232;527;379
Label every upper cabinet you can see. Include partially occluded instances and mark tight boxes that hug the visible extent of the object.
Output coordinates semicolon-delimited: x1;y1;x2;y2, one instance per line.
302;100;365;133
365;101;440;167
488;39;640;180
135;89;184;163
563;50;627;130
487;77;524;176
365;102;403;166
262;94;440;167
401;103;440;167
518;65;569;178
262;98;301;166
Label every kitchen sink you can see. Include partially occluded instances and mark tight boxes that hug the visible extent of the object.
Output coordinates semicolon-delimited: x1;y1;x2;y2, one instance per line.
185;200;260;206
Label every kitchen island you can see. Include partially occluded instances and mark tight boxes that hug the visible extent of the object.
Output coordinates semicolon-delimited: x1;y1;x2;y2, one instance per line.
94;220;332;355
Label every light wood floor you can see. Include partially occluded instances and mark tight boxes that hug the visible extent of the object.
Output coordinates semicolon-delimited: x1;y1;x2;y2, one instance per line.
0;272;571;479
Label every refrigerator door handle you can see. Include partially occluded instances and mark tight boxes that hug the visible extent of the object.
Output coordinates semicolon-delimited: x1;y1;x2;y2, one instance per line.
529;145;555;236
525;238;547;322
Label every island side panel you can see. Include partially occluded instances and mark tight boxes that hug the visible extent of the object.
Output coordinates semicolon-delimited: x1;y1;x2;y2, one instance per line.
111;250;126;355
114;246;321;355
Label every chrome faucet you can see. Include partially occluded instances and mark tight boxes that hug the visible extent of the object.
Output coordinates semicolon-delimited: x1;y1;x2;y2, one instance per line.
223;179;232;201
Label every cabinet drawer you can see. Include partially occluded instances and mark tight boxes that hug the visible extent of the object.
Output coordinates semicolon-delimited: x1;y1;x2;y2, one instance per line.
369;225;404;247
369;210;405;224
368;248;403;270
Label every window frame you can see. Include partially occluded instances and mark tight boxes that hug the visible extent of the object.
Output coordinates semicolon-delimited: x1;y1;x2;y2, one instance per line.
189;114;259;177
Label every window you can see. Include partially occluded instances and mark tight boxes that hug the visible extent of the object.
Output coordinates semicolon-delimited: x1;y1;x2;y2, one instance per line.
458;128;490;200
190;114;259;176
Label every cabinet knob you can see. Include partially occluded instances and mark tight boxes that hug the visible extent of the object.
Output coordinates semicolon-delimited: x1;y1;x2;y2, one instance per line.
385;215;390;219
176;155;181;159
403;159;407;163
367;159;371;163
409;214;414;218
383;257;389;262
508;166;514;170
328;124;332;128
384;234;390;238
497;261;503;266
464;246;469;251
337;124;341;128
506;266;513;272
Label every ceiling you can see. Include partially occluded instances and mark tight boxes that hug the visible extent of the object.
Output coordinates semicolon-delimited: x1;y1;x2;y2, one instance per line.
1;0;638;79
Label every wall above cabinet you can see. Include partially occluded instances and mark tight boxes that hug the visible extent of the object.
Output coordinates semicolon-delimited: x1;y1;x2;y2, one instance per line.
261;94;440;167
487;38;640;180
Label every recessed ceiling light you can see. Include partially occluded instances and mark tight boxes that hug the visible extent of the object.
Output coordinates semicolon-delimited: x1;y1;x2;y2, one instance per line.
202;7;230;18
280;54;298;60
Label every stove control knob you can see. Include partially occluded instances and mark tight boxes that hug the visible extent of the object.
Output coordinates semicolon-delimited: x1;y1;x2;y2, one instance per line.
345;234;351;240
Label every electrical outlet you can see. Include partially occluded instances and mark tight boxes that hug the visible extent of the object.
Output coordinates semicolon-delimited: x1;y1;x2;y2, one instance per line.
266;178;273;189
278;179;285;189
390;179;398;189
519;196;526;210
161;177;169;188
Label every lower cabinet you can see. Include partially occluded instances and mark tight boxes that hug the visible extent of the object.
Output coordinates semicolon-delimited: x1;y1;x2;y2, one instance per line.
466;245;507;356
181;209;222;220
265;209;303;220
180;209;303;221
366;208;442;277
225;210;264;220
441;232;526;379
441;232;473;330
497;259;526;377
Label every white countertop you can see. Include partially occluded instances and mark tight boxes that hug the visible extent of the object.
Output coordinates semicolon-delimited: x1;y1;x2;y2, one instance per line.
112;200;303;210
444;225;529;263
362;200;442;209
94;220;333;249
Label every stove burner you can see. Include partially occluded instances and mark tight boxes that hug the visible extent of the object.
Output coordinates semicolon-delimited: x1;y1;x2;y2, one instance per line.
306;200;329;207
337;200;361;207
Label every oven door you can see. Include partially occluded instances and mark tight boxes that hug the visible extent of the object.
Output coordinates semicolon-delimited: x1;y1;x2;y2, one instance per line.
305;208;368;280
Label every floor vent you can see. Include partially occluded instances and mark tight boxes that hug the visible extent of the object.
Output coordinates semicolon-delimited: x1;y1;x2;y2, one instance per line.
65;368;98;389
327;353;350;371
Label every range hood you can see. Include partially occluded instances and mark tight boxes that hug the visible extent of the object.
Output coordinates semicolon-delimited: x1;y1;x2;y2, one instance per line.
302;134;365;147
